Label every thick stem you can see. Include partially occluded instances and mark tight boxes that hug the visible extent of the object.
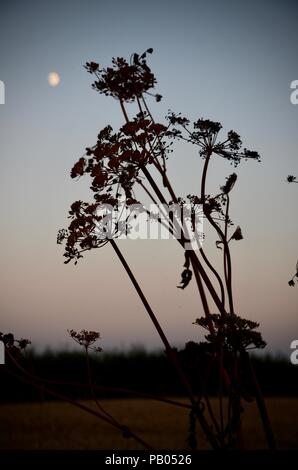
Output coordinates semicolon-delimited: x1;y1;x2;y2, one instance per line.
85;347;118;425
218;344;224;436
190;255;216;338
243;351;276;450
200;150;234;315
224;195;234;314
117;98;274;450
119;99;227;318
110;238;220;449
200;148;275;449
199;247;225;307
120;99;130;122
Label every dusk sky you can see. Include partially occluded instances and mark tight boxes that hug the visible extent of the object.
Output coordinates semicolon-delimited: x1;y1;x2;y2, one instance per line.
0;0;297;354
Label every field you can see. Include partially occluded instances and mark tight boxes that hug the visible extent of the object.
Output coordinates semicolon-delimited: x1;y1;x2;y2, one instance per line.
0;397;297;449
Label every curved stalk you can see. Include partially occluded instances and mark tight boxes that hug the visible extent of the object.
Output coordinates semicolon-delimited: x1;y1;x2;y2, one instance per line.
110;238;220;449
200;149;234;314
223;194;234;314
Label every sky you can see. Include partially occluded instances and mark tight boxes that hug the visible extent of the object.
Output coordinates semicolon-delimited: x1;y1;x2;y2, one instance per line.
0;0;297;355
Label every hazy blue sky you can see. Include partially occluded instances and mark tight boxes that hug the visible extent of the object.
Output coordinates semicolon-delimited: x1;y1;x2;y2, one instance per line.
0;0;297;354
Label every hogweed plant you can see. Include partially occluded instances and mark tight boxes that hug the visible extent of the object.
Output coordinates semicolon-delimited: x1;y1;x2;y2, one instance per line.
2;49;276;450
57;48;276;449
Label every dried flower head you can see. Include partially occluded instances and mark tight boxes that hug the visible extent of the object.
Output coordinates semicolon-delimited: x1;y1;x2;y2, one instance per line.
85;49;159;103
167;113;261;167
288;261;298;286
0;332;31;358
287;175;297;183
220;173;237;194
194;313;266;351
230;226;243;241
68;329;102;352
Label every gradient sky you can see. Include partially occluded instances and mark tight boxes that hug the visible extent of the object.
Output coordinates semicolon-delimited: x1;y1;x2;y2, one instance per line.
0;0;297;354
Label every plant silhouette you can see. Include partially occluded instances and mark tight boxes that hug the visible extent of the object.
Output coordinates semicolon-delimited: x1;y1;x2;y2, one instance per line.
57;49;276;449
2;49;277;450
